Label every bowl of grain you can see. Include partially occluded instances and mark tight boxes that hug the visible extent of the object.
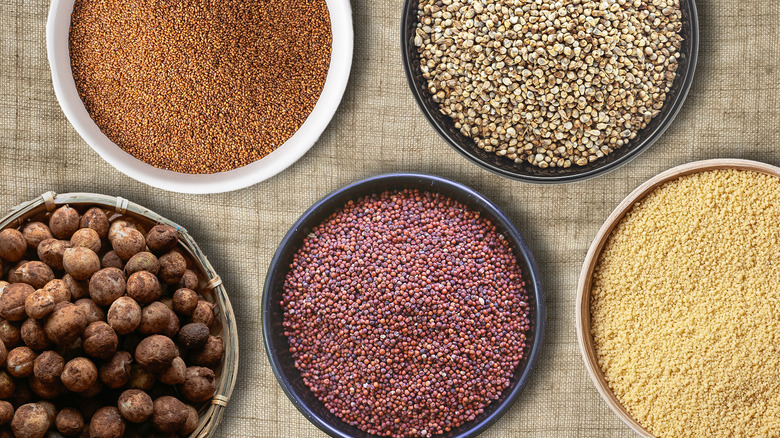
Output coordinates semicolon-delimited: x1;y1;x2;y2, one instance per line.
263;173;545;438
577;159;780;437
402;0;698;183
0;191;238;437
47;0;353;194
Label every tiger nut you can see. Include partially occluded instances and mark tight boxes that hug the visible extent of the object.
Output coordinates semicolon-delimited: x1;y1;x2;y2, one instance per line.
49;206;80;240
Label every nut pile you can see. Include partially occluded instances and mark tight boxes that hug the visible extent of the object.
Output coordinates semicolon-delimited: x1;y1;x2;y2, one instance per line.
283;189;530;438
0;205;223;437
415;0;683;168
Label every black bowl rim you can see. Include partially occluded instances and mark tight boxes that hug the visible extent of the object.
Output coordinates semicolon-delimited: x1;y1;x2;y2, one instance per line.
262;172;546;438
400;0;700;184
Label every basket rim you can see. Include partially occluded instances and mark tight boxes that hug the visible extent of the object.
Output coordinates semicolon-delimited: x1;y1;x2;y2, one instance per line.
1;191;239;438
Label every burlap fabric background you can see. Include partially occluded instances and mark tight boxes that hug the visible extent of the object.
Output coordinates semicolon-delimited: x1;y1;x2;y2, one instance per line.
2;0;780;436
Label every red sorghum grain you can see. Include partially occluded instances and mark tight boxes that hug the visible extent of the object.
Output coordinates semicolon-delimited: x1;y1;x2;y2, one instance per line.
282;189;530;438
69;0;332;174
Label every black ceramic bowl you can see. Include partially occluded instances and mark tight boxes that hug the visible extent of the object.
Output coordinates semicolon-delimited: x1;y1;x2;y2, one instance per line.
263;173;545;438
401;0;699;183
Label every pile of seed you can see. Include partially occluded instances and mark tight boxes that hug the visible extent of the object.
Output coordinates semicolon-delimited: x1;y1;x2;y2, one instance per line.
591;169;780;437
282;189;530;438
415;0;683;168
69;0;332;174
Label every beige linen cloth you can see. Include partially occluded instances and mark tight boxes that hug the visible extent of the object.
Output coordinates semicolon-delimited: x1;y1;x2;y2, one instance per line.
2;0;780;437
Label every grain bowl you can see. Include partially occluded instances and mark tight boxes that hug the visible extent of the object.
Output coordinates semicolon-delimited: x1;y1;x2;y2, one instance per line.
577;159;780;437
47;0;353;193
263;173;544;438
401;0;698;183
0;192;238;437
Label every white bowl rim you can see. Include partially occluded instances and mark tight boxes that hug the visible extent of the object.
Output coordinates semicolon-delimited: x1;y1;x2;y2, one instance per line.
47;0;353;194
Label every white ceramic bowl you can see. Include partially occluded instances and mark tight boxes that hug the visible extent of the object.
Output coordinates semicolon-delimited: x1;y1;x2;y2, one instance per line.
47;0;353;194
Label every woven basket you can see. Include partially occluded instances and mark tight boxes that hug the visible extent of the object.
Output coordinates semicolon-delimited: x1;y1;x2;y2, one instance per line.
0;191;238;438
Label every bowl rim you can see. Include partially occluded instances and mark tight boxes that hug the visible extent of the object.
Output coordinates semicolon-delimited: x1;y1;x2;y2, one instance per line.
400;0;699;184
575;158;780;437
262;172;546;438
46;0;353;194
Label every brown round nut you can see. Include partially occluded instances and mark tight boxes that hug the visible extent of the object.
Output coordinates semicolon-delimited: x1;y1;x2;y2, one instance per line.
180;366;216;403
61;357;98;392
5;261;27;284
29;374;66;400
158;356;186;385
37;239;70;271
49;206;80;239
128;364;156;390
42;279;71;304
110;227;146;261
157;252;186;285
21;319;51;350
0;283;35;321
178;270;199;291
11;403;51;438
124;252;159;277
163;308;180;339
34;351;64;385
0;319;21;348
44;304;87;344
108;220;136;241
107;297;141;335
82;321;118;360
145;225;178;254
88;268;126;306
55;408;83;436
177;323;209;350
151;396;187;433
181;404;199;435
0;338;6;367
14;262;55;290
21;223;53;251
117;389;153;423
138;302;171;336
69;228;101;254
62;275;88;300
79;208;109;239
191;300;215;327
99;351;132;388
7;346;37;378
191;336;224;367
89;407;125;438
0;400;12;425
62;247;100;281
134;335;177;373
74;298;105;325
0;229;26;263
0;371;14;399
25;290;55;320
171;288;198;317
101;251;124;270
126;271;162;305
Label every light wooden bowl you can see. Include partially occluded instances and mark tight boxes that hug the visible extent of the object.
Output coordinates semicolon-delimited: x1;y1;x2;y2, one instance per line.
575;158;780;437
0;192;239;438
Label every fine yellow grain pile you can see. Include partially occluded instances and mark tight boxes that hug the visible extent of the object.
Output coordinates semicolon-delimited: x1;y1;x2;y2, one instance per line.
591;169;780;438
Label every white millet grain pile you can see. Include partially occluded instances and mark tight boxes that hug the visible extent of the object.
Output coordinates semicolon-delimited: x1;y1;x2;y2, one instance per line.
591;169;780;437
415;0;683;168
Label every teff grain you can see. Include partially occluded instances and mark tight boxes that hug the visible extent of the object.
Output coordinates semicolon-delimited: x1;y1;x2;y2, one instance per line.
69;0;332;174
591;169;780;437
415;0;683;168
283;189;530;437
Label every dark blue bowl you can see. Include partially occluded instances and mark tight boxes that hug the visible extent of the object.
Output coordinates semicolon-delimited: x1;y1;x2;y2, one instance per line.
262;173;545;438
401;0;699;183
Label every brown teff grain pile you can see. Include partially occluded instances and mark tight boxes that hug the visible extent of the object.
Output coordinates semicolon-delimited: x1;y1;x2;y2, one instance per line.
69;0;332;174
591;169;780;437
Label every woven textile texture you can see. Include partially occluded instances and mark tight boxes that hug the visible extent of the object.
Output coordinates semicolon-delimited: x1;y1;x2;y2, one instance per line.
2;0;780;436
